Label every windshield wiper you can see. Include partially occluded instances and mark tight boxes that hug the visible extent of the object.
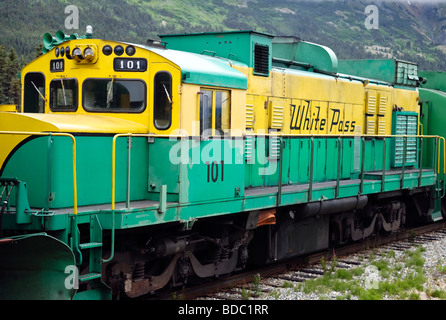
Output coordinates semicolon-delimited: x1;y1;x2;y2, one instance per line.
31;81;46;101
107;77;115;107
60;78;67;106
163;84;172;104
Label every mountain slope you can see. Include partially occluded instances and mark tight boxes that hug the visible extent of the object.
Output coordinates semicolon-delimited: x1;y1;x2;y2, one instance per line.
1;0;446;70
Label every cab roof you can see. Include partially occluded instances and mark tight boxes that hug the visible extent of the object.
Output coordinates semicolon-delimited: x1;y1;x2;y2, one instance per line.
147;46;248;90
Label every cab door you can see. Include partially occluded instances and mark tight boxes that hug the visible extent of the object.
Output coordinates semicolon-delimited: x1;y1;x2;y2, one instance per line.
147;62;181;200
149;62;180;134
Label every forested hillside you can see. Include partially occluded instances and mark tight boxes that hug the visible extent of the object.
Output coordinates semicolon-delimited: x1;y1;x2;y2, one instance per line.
1;0;446;71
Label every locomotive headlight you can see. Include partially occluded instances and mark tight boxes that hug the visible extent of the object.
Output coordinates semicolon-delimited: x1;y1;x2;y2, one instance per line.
71;44;99;63
72;47;83;60
84;47;94;61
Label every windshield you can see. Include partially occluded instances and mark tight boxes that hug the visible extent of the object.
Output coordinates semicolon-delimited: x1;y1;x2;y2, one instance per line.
50;78;78;111
83;79;146;112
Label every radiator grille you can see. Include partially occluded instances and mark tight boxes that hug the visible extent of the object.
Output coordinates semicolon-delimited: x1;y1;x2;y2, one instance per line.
392;112;418;167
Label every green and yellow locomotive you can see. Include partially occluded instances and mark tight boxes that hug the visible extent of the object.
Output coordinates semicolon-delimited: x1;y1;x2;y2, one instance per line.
0;28;444;299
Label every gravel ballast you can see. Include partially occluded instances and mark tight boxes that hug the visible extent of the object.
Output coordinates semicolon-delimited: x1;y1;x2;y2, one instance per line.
255;231;446;300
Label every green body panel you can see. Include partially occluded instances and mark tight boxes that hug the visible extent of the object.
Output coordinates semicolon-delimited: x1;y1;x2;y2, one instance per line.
272;37;338;74
150;46;248;89
148;138;180;201
160;31;273;71
419;71;446;92
2;137;50;208
1;134;436;233
0;132;441;301
0;132;440;300
338;59;419;87
181;139;245;203
1;136;149;209
419;88;446;181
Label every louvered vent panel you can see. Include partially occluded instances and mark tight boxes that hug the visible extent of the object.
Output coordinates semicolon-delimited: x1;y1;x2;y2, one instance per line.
392;112;418;167
245;135;255;163
378;96;388;115
377;117;386;135
269;104;284;130
269;134;280;160
366;116;376;135
246;103;255;129
366;94;376;114
254;44;270;76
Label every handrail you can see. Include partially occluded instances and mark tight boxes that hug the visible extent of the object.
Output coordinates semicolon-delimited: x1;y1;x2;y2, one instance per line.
105;132;186;264
110;132;445;208
244;132;445;201
111;133;187;210
242;132;446;175
0;131;77;214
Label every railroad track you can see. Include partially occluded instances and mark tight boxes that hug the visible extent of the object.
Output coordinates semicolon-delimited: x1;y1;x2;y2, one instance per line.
158;220;446;300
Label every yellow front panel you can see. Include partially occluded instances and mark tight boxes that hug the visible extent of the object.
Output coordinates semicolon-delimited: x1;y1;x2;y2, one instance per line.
21;39;183;135
0;113;57;171
230;89;246;136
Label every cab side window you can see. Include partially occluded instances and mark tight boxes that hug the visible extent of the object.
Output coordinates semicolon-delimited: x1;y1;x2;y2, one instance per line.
154;71;172;130
215;91;230;135
23;73;45;113
200;89;231;137
200;90;213;136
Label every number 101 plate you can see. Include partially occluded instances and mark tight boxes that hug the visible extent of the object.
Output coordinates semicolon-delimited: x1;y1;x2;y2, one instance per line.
114;58;147;72
50;59;65;72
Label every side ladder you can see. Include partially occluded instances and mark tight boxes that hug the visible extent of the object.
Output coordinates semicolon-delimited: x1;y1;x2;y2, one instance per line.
71;214;111;299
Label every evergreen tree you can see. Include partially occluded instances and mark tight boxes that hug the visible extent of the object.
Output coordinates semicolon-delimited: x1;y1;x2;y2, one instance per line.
0;46;7;104
0;46;21;105
6;48;21;105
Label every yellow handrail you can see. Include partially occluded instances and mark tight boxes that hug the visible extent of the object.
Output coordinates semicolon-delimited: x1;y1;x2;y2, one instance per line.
0;131;77;214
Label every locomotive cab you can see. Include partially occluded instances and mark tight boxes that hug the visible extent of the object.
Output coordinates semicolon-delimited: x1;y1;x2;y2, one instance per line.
20;38;183;136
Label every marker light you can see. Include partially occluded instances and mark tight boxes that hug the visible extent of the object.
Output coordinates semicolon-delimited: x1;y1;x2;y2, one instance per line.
66;46;72;59
125;45;136;56
114;45;124;56
86;25;93;39
103;45;112;56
